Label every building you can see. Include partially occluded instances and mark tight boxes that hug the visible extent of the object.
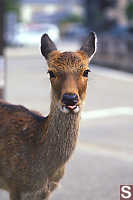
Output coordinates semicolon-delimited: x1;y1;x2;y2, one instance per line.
20;0;84;24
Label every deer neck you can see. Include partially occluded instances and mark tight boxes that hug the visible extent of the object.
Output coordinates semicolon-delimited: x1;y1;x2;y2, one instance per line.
43;100;81;173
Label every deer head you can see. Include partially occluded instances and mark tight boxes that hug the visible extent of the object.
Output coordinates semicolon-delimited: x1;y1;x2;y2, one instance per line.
41;33;97;114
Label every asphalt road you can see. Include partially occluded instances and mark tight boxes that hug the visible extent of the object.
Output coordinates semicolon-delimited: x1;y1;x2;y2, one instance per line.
1;41;133;200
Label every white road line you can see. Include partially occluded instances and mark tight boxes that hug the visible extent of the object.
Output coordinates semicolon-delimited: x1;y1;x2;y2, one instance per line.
81;107;133;120
77;142;133;162
92;65;133;82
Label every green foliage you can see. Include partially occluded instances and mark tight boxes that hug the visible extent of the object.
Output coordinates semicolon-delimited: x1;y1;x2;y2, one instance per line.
5;0;20;13
126;1;133;21
60;14;83;25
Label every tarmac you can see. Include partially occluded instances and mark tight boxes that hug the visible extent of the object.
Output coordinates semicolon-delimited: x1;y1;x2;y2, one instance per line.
0;41;133;200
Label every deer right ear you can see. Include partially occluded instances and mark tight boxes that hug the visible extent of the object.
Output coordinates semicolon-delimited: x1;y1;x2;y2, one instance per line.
41;34;57;60
80;32;97;59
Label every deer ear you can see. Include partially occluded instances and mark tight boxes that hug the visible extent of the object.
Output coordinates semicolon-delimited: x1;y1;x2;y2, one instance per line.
41;34;57;59
80;32;97;59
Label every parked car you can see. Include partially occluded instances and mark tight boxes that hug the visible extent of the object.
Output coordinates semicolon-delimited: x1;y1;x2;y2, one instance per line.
11;23;60;47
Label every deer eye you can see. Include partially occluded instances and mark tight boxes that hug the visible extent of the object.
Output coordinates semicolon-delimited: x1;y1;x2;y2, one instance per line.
48;70;56;78
83;69;91;77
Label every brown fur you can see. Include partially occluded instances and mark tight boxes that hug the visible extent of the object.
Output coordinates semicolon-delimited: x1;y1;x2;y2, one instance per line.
47;51;89;103
0;33;97;199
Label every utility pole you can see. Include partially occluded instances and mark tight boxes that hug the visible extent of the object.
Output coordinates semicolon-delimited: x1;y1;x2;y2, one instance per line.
0;0;5;99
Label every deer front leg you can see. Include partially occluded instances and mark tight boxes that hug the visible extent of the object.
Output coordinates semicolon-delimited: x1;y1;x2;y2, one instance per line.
10;190;50;200
48;166;65;193
10;191;21;200
35;168;65;200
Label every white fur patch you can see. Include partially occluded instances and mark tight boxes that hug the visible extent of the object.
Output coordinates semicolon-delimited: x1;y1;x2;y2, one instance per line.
59;105;80;114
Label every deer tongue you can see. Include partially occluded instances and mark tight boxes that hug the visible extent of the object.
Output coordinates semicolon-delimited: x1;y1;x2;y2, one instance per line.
66;105;77;110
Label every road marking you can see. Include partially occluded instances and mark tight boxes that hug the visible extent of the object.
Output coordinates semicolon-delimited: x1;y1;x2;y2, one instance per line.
81;107;133;120
77;142;133;162
92;65;133;82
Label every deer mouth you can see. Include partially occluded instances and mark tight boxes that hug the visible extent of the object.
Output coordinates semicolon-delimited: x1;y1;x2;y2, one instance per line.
61;105;80;113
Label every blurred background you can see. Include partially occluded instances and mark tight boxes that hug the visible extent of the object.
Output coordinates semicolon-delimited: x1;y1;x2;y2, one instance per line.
0;0;133;200
0;0;133;98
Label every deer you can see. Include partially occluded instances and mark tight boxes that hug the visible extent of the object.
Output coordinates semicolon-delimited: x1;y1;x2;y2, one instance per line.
0;32;97;200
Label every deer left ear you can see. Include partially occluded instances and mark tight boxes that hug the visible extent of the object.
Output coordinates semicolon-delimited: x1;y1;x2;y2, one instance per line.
80;32;97;59
41;34;57;60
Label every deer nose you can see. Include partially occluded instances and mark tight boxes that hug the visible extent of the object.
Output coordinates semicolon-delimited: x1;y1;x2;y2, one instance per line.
62;93;78;106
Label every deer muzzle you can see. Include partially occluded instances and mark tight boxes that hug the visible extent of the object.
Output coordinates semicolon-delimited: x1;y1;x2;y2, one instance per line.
60;93;79;113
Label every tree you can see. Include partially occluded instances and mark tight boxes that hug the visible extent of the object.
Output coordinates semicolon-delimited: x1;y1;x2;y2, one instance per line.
125;1;133;33
125;1;133;22
5;0;20;13
0;0;20;99
0;0;5;99
83;0;117;32
100;0;116;10
0;0;5;55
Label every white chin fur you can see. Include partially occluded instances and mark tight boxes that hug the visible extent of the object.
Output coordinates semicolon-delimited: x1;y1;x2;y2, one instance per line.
60;105;80;114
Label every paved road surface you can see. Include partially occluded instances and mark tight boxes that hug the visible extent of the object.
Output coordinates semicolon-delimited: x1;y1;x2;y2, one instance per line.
0;41;133;200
